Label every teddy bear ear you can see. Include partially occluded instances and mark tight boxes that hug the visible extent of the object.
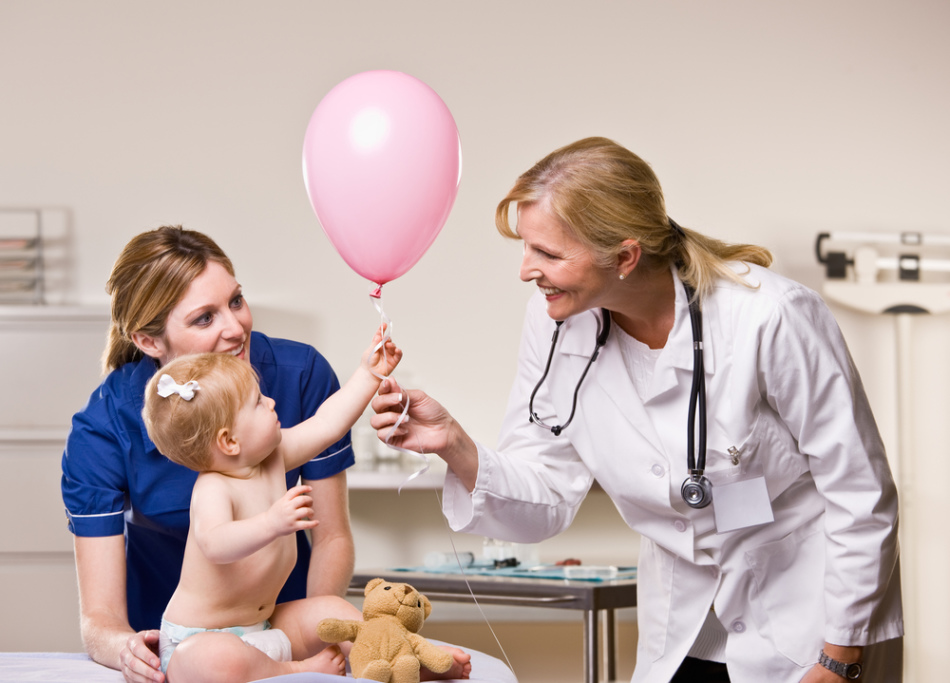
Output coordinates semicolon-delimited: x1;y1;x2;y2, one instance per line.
421;594;432;619
365;577;386;596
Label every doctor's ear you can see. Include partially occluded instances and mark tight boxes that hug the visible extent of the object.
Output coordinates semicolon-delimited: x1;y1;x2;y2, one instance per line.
616;240;642;277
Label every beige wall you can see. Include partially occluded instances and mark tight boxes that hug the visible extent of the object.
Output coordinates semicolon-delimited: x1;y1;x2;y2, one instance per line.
2;0;949;676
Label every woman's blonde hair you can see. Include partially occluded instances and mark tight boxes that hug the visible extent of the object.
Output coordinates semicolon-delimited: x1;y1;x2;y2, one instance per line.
495;137;772;301
143;353;259;472
103;226;234;373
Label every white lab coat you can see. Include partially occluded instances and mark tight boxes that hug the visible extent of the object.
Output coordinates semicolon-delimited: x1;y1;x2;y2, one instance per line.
443;264;903;683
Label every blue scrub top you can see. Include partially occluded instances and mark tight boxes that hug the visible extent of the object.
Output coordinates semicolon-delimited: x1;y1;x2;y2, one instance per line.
61;331;354;632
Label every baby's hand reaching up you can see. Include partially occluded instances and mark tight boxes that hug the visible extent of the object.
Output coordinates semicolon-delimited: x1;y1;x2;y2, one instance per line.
364;323;402;379
267;485;320;538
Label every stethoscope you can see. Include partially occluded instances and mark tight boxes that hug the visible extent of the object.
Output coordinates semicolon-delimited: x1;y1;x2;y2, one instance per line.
528;280;712;509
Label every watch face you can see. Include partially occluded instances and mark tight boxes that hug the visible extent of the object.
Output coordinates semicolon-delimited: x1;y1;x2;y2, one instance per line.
846;662;863;679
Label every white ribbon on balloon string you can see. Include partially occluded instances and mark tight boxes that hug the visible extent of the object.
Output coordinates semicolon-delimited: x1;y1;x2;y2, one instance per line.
369;285;430;492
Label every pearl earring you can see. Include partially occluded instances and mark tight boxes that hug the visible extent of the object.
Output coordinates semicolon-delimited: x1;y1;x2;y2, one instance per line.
619;273;626;281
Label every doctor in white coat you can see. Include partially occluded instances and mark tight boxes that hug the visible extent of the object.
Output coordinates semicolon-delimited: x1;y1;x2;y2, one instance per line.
372;137;903;683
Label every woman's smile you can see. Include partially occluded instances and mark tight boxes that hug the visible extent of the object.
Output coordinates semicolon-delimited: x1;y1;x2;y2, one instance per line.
517;203;609;321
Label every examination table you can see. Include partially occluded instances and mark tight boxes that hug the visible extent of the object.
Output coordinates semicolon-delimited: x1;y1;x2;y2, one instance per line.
0;642;517;682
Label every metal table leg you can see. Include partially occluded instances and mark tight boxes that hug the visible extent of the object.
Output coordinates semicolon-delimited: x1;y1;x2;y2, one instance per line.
604;608;617;681
584;609;599;683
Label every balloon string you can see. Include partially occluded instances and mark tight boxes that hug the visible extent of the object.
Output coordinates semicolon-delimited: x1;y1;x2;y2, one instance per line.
432;487;517;678
369;289;393;381
366;291;515;676
369;287;429;493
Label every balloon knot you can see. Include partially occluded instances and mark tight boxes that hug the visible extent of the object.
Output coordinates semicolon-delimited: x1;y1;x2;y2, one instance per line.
369;283;383;299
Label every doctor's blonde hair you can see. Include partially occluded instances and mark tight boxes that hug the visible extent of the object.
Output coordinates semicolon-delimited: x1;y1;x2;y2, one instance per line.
143;353;260;472
495;137;772;301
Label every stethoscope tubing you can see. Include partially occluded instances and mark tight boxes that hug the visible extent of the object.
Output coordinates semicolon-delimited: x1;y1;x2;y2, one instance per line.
529;310;611;437
528;280;709;507
685;284;706;473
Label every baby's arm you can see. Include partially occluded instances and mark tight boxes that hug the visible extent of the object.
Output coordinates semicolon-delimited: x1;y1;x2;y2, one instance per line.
192;477;319;564
280;325;401;471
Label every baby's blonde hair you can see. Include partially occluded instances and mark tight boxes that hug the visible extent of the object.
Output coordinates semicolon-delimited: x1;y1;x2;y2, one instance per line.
143;353;260;472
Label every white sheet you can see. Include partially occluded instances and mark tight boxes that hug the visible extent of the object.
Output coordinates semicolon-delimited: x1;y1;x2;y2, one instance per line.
0;653;123;683
0;643;518;683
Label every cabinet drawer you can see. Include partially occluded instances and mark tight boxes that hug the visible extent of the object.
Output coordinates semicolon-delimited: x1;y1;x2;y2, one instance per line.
0;439;73;553
0;553;82;651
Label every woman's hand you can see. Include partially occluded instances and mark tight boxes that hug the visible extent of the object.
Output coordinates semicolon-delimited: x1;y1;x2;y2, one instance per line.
120;630;164;683
371;379;480;490
370;379;452;453
75;535;165;682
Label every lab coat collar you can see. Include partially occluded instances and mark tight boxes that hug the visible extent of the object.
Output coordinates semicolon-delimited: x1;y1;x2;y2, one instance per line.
556;265;715;379
551;265;716;479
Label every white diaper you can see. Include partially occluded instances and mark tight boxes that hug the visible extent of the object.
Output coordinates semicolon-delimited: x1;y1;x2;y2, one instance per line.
159;617;293;673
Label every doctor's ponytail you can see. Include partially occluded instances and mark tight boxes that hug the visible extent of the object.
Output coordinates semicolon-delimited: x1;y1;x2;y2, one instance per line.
670;220;772;302
496;137;772;303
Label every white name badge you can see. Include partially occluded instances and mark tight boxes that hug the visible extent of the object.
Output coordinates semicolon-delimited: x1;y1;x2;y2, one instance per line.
713;476;774;533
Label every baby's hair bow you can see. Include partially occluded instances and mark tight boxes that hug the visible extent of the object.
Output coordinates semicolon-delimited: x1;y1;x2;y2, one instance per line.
156;374;200;401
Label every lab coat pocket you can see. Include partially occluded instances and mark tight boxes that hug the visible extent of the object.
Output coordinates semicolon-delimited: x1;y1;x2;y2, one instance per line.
637;537;674;662
707;407;807;498
745;518;824;667
704;411;761;485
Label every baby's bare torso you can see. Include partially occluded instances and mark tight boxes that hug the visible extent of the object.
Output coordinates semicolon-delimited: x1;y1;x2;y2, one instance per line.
164;454;297;628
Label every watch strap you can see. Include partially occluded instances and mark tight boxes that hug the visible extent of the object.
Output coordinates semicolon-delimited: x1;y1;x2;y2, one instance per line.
818;650;863;680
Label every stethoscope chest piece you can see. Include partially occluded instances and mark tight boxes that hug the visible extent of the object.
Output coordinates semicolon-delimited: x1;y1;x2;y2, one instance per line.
681;470;713;509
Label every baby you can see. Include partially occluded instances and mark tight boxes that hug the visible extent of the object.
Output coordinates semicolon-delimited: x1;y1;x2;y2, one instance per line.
142;327;399;680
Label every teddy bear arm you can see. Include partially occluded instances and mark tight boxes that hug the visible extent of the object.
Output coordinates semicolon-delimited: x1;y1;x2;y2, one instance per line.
408;634;453;673
317;618;362;644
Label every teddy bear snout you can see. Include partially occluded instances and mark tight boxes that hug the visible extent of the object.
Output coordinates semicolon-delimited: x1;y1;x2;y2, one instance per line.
398;585;421;605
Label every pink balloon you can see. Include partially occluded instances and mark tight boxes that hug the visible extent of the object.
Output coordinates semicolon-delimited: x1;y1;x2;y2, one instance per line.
302;70;462;287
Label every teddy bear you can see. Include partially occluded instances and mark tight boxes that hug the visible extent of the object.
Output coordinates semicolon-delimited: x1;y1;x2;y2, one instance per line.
317;577;453;683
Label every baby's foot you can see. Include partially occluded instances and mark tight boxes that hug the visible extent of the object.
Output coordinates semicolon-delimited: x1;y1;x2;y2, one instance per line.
421;645;472;680
294;644;347;676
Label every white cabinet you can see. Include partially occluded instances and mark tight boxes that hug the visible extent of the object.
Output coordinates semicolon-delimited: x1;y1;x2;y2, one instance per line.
0;306;109;651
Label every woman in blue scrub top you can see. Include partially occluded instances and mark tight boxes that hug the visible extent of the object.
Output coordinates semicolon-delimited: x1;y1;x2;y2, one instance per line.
62;226;358;683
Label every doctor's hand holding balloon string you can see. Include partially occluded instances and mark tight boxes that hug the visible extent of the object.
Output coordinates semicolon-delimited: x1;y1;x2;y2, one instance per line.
372;137;903;683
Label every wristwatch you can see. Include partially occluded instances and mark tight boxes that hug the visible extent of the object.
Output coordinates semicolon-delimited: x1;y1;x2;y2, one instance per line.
818;650;863;680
